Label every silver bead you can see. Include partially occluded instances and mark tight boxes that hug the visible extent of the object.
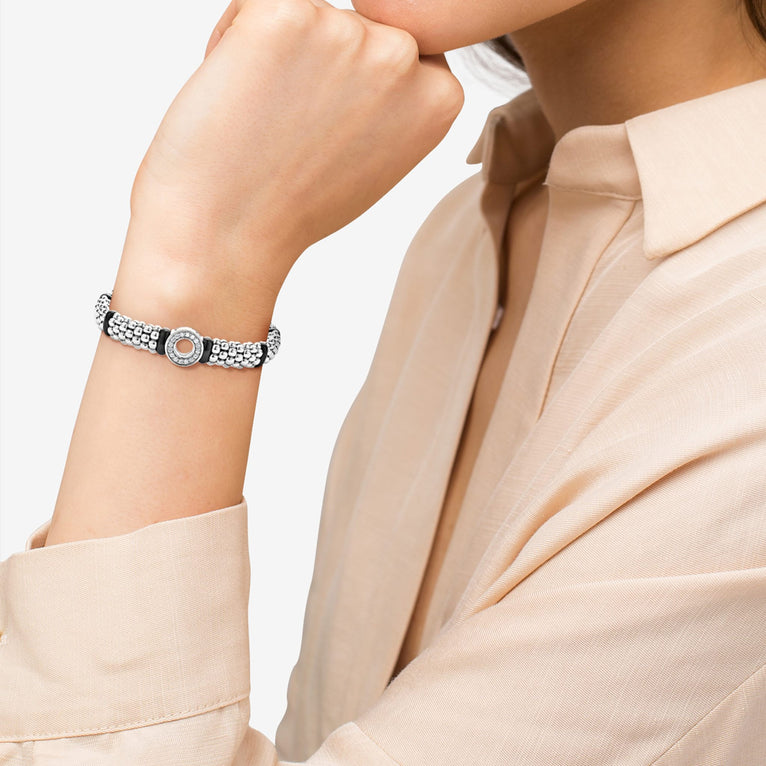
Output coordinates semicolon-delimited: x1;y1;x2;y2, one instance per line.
95;290;280;368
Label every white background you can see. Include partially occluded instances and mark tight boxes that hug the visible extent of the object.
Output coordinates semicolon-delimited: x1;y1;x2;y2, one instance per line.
0;0;527;741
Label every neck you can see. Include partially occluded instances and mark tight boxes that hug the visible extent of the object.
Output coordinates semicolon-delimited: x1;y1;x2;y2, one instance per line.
509;0;766;140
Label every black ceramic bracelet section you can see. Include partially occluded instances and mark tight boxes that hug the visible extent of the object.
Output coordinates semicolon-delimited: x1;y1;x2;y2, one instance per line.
157;328;170;356
200;337;214;364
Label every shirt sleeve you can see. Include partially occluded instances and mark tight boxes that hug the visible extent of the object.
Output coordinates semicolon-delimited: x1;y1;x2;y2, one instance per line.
1;420;765;766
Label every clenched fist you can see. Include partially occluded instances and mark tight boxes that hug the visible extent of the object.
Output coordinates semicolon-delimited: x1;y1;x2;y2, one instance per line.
126;0;464;294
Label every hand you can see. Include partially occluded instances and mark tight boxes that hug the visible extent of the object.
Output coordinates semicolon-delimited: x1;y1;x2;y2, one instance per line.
126;0;464;294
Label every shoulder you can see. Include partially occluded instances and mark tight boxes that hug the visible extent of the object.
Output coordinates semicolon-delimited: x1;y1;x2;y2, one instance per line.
648;200;766;291
503;206;766;600
396;170;488;283
626;201;766;390
410;170;487;236
361;169;490;345
604;200;766;384
542;202;766;516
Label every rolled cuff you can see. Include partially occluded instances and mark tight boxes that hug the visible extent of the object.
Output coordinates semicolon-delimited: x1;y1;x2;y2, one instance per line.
0;498;251;742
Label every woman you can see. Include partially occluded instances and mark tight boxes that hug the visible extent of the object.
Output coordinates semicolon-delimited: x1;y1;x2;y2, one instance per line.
1;0;765;762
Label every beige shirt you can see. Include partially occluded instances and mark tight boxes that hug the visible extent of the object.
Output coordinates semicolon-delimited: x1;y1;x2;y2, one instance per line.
2;77;766;765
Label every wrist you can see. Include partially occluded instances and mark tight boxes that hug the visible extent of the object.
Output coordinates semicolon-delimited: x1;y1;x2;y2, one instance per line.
127;179;302;290
113;218;285;341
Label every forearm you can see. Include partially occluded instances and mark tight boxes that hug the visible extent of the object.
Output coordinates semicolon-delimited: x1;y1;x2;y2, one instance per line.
39;0;462;547
43;222;283;547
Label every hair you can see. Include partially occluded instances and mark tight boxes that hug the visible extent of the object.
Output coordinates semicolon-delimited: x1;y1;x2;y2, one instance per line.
484;0;766;70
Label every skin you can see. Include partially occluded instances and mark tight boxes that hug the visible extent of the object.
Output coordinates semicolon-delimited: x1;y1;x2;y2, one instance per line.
351;0;593;54
43;0;766;545
353;0;766;137
509;0;766;139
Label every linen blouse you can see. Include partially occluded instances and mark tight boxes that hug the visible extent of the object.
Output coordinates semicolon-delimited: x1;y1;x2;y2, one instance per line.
1;77;765;765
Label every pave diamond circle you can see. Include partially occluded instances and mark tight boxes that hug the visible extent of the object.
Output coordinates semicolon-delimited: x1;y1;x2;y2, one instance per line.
165;327;204;367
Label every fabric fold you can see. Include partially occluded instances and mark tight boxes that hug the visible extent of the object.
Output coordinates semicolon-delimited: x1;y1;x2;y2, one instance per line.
0;498;251;742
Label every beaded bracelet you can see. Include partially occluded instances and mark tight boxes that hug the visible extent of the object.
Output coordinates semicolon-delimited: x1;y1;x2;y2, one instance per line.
94;292;281;369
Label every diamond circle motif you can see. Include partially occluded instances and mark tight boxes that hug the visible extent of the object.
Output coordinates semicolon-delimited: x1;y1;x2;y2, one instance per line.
165;327;204;367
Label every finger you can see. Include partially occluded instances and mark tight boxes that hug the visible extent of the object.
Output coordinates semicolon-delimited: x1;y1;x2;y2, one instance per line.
418;52;462;99
417;51;465;121
204;0;405;62
206;0;337;57
312;2;396;32
302;0;372;16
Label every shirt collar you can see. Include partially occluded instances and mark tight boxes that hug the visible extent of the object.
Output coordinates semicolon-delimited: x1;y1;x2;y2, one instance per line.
467;77;766;260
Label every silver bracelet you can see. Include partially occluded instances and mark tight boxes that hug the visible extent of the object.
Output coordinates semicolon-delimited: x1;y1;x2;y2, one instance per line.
95;291;281;369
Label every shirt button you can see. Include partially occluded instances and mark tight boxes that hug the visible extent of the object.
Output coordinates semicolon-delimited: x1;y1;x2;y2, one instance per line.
491;304;504;331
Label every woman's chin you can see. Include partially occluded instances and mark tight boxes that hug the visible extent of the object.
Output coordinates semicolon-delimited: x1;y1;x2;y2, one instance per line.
350;0;458;54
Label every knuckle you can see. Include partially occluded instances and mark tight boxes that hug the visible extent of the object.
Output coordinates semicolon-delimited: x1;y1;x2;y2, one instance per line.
375;28;419;73
445;77;465;114
326;10;366;49
244;0;316;35
276;0;317;31
430;75;465;122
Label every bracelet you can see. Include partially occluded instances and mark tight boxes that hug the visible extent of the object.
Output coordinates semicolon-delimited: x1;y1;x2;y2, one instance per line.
94;291;281;369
